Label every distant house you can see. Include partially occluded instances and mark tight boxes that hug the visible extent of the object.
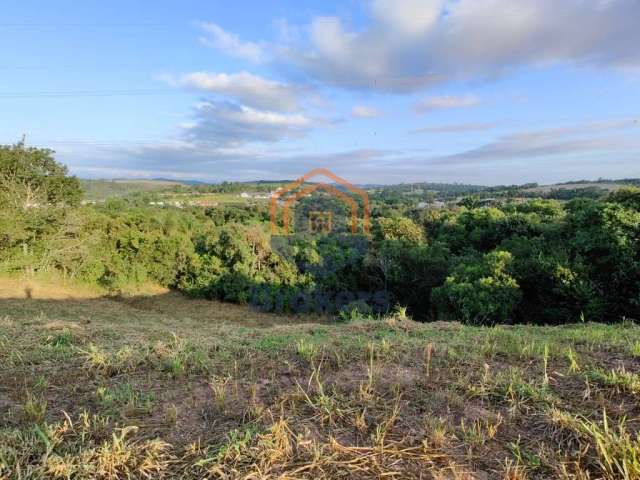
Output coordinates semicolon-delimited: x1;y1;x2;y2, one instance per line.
417;200;446;209
195;200;219;207
240;192;251;198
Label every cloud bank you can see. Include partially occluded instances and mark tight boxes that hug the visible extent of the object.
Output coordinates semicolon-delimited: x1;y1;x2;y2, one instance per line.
183;101;313;147
161;71;306;112
282;0;640;91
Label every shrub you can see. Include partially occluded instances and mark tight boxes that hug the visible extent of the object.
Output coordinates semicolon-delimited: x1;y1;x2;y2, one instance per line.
433;251;521;324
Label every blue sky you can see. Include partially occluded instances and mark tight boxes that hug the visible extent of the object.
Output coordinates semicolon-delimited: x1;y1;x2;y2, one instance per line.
1;0;639;185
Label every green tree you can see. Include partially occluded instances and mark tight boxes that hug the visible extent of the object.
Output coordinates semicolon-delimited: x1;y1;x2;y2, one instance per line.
366;240;450;319
459;196;481;209
433;251;521;324
607;187;640;211
0;142;82;209
376;217;425;243
565;199;640;320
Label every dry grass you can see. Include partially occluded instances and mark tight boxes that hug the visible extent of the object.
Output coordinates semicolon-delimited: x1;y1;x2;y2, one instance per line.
1;276;640;479
0;276;110;300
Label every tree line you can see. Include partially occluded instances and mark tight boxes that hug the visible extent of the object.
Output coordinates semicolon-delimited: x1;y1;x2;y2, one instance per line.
2;143;639;324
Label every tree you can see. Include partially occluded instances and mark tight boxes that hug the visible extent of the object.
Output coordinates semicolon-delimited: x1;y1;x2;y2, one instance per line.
565;200;640;320
459;196;481;209
376;217;425;243
367;240;450;319
499;235;591;324
433;251;521;324
607;187;640;211
0;142;82;209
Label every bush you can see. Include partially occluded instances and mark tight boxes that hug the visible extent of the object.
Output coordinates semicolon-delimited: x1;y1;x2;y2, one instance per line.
433;251;521;325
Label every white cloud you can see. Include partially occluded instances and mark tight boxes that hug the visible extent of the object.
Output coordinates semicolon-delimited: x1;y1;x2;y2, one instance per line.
432;119;640;164
282;0;640;92
411;122;498;134
371;0;444;37
291;15;423;91
352;105;382;118
77;145;399;183
161;71;304;111
415;94;481;113
199;22;265;63
184;101;313;147
61;119;640;184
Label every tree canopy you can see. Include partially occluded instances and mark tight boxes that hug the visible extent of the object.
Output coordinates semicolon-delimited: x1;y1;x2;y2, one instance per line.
0;142;82;209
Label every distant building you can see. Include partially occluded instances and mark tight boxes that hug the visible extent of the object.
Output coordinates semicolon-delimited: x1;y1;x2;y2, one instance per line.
417;200;446;209
195;200;219;207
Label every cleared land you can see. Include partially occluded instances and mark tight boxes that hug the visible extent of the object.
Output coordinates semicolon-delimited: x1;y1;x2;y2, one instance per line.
160;192;264;206
1;279;640;479
523;182;631;193
80;179;187;201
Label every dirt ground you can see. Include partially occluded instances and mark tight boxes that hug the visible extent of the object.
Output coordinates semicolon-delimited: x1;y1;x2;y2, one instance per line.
1;278;640;479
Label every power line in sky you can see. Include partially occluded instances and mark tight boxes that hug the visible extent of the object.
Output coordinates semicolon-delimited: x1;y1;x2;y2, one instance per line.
0;23;182;27
0;63;178;70
0;89;198;99
0;138;179;146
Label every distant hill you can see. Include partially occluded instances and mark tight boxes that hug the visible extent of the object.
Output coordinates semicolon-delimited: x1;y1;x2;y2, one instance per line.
479;178;640;201
523;180;639;194
146;178;208;186
80;179;188;201
80;176;640;202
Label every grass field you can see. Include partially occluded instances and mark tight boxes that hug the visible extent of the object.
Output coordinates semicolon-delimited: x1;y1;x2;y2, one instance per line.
1;279;640;479
160;192;256;206
80;179;187;201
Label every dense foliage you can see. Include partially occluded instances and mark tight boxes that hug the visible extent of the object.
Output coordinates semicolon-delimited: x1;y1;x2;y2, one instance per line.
0;142;82;209
2;144;639;324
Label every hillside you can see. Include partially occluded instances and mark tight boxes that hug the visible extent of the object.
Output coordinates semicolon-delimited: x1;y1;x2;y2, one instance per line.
524;181;633;193
1;277;639;479
80;179;187;201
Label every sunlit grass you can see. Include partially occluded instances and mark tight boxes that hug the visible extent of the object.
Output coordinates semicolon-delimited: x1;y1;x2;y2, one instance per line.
1;276;640;478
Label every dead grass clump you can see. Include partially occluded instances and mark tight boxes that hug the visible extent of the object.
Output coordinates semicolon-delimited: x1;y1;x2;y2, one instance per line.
21;392;47;424
542;407;586;451
579;410;640;480
502;458;528;480
79;344;147;376
44;426;173;479
1;412;173;479
0;315;13;327
196;417;466;479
